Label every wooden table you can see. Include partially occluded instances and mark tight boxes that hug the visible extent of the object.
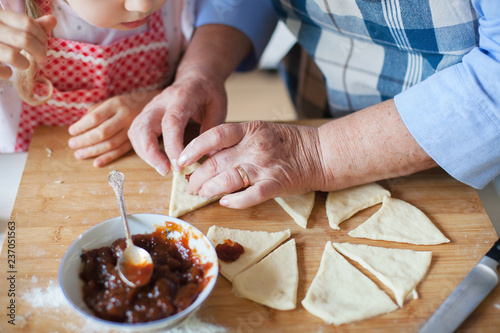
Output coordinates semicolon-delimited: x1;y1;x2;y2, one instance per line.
0;121;499;332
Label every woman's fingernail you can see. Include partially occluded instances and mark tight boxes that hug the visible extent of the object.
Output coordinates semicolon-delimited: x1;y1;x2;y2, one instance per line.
220;198;229;207
145;159;155;169
68;139;76;148
177;155;187;167
155;166;167;177
145;159;167;176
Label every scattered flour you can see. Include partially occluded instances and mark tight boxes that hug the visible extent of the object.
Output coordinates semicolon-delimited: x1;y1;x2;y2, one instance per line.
21;280;67;309
165;315;225;333
20;280;225;333
139;182;148;194
30;247;47;258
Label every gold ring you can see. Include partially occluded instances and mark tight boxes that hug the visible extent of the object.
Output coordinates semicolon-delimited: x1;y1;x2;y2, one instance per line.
235;165;250;188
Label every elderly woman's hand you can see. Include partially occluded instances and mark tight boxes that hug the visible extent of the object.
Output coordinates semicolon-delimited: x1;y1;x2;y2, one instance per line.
177;121;325;209
128;24;252;176
127;71;227;176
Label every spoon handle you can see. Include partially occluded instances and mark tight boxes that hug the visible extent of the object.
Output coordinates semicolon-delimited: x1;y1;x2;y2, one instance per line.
108;170;131;241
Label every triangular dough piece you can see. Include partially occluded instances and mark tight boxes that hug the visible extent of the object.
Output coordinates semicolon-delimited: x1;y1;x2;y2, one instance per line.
302;242;397;325
332;242;432;307
408;289;418;300
274;192;315;228
232;239;298;310
207;226;291;282
326;183;390;230
169;162;220;217
348;196;450;245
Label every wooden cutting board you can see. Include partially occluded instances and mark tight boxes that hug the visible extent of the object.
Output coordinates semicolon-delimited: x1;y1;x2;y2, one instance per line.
0;122;498;333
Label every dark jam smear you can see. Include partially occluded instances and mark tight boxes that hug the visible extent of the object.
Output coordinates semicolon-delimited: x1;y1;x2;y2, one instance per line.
215;239;245;262
79;224;211;324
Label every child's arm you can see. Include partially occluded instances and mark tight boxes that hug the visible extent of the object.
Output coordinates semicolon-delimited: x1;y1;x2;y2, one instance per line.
67;89;162;168
0;10;56;79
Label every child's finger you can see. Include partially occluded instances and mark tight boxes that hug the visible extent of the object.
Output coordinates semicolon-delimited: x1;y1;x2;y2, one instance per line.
0;43;30;70
68;102;111;136
72;129;129;159
0;12;49;62
93;142;133;168
69;121;119;149
0;11;49;45
0;64;13;79
35;15;57;35
69;114;124;149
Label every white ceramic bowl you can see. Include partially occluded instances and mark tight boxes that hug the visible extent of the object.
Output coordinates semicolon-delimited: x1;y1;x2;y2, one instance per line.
59;213;218;332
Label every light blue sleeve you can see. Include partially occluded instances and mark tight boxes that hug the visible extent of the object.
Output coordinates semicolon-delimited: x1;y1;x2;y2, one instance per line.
195;0;279;70
394;0;500;189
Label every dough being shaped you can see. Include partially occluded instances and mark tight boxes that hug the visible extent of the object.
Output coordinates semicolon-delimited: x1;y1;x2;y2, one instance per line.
302;242;397;325
332;242;432;307
326;183;390;230
274;192;315;228
169;162;220;217
207;226;291;282
348;196;450;245
232;239;298;310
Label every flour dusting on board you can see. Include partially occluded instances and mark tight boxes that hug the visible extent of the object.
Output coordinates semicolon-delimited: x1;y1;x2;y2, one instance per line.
21;280;66;308
20;280;225;333
139;182;148;194
30;246;47;258
168;315;225;333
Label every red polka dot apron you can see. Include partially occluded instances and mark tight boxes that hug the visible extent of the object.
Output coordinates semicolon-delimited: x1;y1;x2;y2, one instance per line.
15;0;170;151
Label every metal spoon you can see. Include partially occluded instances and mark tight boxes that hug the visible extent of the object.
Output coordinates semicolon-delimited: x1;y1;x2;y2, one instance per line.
108;170;153;288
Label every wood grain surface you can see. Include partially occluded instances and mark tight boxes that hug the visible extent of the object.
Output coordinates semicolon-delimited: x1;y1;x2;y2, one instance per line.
0;122;499;333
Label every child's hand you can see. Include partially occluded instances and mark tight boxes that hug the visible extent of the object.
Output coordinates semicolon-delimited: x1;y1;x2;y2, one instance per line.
0;12;56;79
67;90;161;167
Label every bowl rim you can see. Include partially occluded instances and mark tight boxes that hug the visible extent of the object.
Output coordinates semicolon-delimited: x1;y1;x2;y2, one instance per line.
58;213;219;329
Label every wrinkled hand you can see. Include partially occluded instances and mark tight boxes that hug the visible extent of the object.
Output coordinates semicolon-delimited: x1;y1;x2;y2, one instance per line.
0;12;56;79
128;71;227;176
177;121;325;209
68;90;160;167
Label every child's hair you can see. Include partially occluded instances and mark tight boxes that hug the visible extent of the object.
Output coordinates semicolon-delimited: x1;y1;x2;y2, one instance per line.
14;0;53;106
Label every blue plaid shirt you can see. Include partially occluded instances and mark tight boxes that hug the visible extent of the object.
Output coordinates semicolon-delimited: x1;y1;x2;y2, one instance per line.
197;0;500;189
272;0;478;114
